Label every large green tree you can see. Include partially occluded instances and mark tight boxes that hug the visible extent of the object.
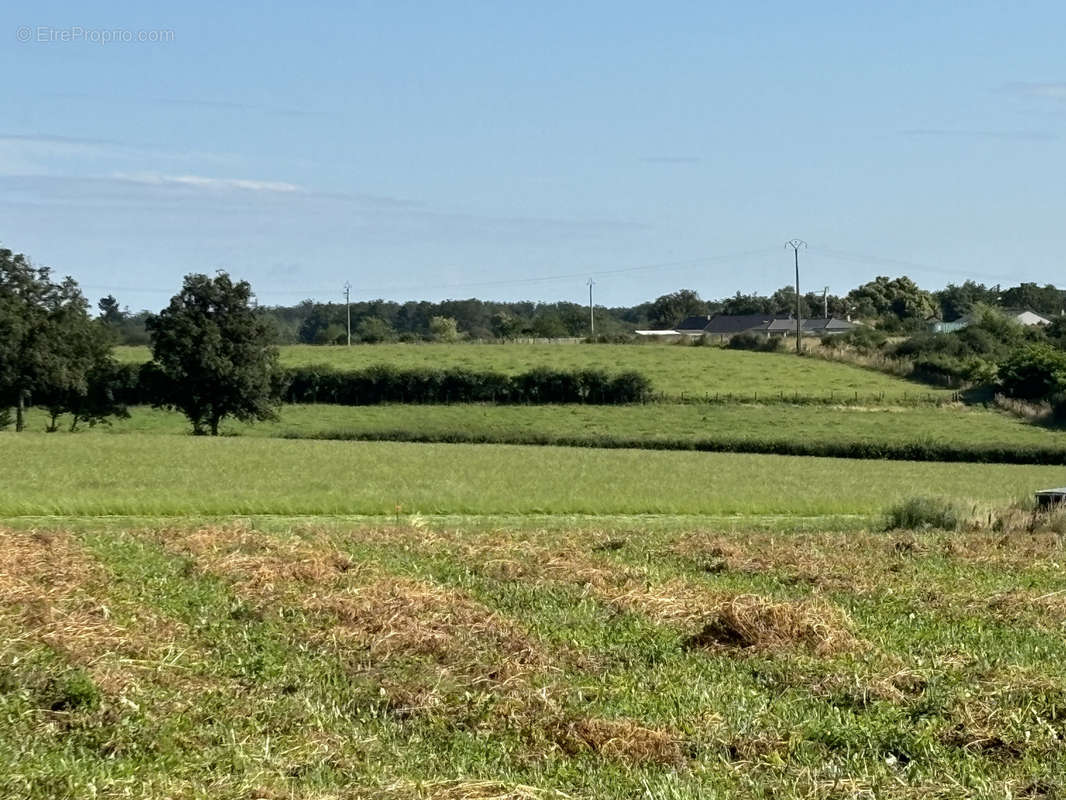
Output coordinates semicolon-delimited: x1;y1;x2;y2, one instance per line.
0;248;116;432
650;289;707;329
847;276;937;329
147;272;282;435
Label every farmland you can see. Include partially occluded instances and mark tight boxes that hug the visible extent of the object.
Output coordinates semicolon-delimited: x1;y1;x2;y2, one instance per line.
6;342;1066;799
113;343;957;402
16;401;1065;455
4;518;1066;799
2;434;1063;519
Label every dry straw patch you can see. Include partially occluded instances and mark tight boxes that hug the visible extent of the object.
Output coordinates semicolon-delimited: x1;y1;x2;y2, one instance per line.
464;538;724;624
159;527;691;767
685;595;861;655
0;528;182;693
553;716;686;766
671;532;897;594
160;525;366;596
312;576;549;675
159;526;550;678
364;780;577;799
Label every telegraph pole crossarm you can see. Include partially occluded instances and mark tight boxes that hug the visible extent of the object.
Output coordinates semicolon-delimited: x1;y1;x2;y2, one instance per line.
785;239;807;354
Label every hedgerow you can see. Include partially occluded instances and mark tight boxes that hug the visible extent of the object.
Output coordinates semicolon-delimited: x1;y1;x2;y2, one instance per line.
31;363;654;407
280;427;1066;465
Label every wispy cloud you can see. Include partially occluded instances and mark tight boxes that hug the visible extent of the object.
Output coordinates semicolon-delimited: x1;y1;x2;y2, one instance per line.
0;131;238;171
640;155;702;164
0;173;644;243
43;90;337;117
115;172;304;193
899;128;1059;141
1000;82;1066;100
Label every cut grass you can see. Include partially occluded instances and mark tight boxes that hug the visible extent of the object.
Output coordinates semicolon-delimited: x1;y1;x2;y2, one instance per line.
113;342;957;401
4;520;1066;797
2;434;1064;517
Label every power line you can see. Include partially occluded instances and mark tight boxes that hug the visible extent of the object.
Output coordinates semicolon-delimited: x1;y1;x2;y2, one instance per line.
808;246;1035;285
76;246;782;299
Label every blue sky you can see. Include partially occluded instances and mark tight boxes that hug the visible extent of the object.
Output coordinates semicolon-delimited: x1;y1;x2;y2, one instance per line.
3;1;1064;311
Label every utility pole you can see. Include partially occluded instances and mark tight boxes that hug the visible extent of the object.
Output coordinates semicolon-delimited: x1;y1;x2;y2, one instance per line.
344;281;352;346
786;239;807;353
587;279;595;338
823;286;829;320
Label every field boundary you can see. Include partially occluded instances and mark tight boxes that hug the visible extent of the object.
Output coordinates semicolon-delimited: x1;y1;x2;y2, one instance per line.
282;427;1066;465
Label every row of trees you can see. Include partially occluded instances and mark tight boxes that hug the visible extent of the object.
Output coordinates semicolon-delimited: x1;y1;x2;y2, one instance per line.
2;251;282;435
96;278;1065;345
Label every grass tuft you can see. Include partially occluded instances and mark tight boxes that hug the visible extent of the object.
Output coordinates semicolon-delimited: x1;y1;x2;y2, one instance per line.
885;496;966;531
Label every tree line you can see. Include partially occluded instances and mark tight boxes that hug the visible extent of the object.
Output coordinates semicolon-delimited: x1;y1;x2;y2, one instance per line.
1;247;650;434
96;277;1066;346
4;240;1066;433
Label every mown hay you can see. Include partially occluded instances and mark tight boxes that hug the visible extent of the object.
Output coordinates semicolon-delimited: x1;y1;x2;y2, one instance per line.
313;576;547;671
466;540;722;624
684;595;860;655
0;529;183;693
554;716;685;766
162;527;554;685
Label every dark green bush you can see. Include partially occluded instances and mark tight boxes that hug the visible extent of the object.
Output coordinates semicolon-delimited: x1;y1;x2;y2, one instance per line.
727;332;783;352
282;365;651;405
998;344;1066;401
822;326;888;353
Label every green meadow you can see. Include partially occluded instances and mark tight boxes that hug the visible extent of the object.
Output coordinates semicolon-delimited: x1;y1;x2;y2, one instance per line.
16;401;1063;453
5;344;1063;799
113;342;955;401
1;434;1062;518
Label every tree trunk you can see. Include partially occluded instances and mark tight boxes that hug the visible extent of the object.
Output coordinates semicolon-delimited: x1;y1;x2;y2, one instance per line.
209;416;220;436
15;389;24;432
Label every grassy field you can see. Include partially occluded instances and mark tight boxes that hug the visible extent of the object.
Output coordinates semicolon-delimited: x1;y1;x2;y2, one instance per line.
114;343;956;401
1;433;1062;518
3;520;1066;798
18;402;1064;453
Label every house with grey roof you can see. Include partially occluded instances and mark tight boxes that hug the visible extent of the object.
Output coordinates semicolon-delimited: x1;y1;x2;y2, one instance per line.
636;313;856;339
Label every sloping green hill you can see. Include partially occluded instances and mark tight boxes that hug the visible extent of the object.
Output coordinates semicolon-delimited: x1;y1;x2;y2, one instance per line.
114;343;952;401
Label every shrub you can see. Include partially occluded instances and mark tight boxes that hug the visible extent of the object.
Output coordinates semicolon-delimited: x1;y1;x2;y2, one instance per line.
884;497;964;531
282;365;651;405
727;332;783;352
998;344;1066;402
0;407;11;431
823;326;888;354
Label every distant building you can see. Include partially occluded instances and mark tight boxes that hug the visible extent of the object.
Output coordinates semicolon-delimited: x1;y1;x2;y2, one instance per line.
930;310;1052;333
1015;310;1051;327
635;313;856;339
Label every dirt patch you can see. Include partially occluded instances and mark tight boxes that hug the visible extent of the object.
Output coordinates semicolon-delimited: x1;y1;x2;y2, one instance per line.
554;716;686;766
684;595;861;655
